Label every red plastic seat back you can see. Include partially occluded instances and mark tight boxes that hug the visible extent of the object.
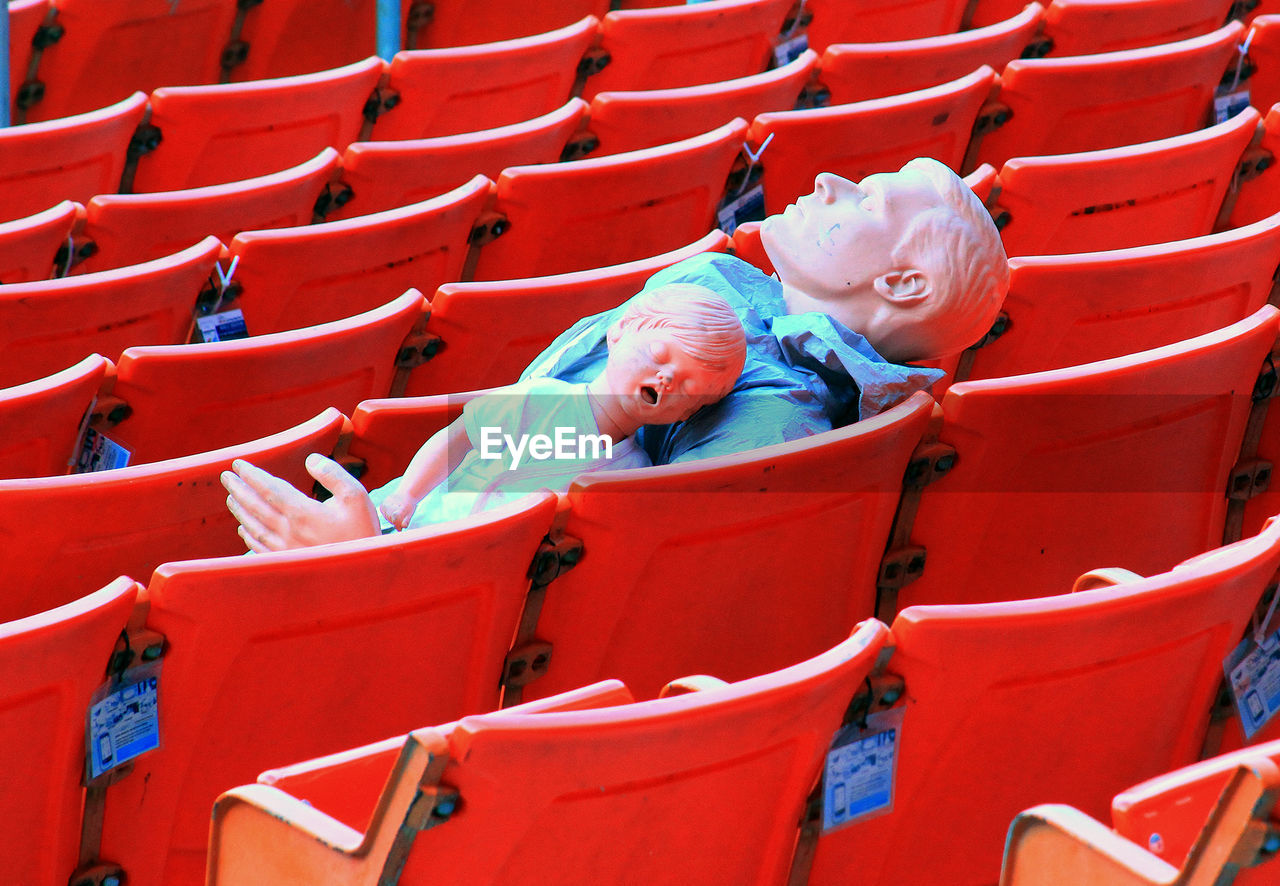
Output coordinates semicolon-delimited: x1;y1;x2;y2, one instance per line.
525;391;933;703
336;100;586;218
587;49;817;155
377;17;597;139
404;0;608;49
97;492;560;886
803;0;970;50
0;577;137;886
0;236;220;388
1044;0;1236;56
231;0;378;81
81;149;339;273
810;517;1280;886
1247;17;1280;123
0;92;147;223
407;230;731;397
227;176;490;335
995;107;1258;256
976;22;1244;166
818;3;1043;103
899;306;1280;610
103;289;426;463
749;66;996;214
17;0;234;123
348;390;479;491
968;210;1280;379
131;57;385;192
472;119;747;280
582;0;793;98
0;354;107;481
0;200;77;283
0;409;347;623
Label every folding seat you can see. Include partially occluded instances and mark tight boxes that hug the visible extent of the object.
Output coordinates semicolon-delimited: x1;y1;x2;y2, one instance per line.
994;106;1258;256
965;209;1280;379
818;3;1043;103
347;391;473;490
1227;103;1280;228
888;306;1279;615
402;0;609;49
802;0;970;50
470;118;747;281
0;200;77;283
513;391;933;704
335;100;586;218
373;17;597;140
1247;16;1280;121
747;66;997;215
231;0;378;82
129;57;385;193
95;289;427;463
586;48;817;155
0;354;107;481
975;22;1244;167
0;577;137;886
205;621;892;886
7;0;48;114
78;149;339;273
15;0;234;123
0;408;348;623
1042;0;1237;55
0;91;147;223
580;0;793;99
223;176;489;334
806;517;1280;886
0;237;220;389
403;229;731;398
96;491;561;886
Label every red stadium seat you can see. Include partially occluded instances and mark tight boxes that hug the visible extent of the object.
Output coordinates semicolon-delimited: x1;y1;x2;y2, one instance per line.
1227;103;1280;228
404;229;731;397
1043;0;1237;56
1247;16;1280;122
97;289;427;463
803;0;969;50
130;57;385;192
0;200;77;283
0;236;220;388
521;391;933;703
748;66;996;214
0;409;347;623
403;0;609;50
0;354;107;481
471;118;747;280
809;516;1280;886
225;176;490;334
375;17;597;140
231;0;378;82
0;92;147;223
580;0;793;99
347;390;478;491
97;492;561;886
994;107;1258;256
16;0;235;123
895;306;1280;612
205;621;892;886
966;209;1280;379
335;100;585;218
586;48;817;155
0;577;137;886
975;22;1244;167
79;149;339;272
7;0;48;115
818;3;1043;103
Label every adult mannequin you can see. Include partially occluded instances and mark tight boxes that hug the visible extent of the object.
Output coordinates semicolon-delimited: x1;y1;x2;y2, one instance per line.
222;158;1009;552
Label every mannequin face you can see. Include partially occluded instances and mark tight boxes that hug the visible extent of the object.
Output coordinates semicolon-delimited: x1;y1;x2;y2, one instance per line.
761;170;942;332
602;328;726;427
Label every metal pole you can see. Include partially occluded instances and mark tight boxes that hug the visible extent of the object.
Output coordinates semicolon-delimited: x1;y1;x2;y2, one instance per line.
376;0;401;61
2;1;11;127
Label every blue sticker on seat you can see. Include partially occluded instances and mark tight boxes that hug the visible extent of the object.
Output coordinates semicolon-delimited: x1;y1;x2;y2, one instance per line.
87;664;161;779
822;707;904;832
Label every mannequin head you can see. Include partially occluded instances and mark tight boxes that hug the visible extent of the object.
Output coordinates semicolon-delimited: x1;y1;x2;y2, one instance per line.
760;158;1009;363
596;283;746;432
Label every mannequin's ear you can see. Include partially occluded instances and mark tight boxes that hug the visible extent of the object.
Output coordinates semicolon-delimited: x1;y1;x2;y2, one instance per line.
873;269;931;305
606;321;623;347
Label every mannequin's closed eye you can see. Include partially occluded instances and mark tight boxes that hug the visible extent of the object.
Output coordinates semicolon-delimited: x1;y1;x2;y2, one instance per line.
649;340;670;362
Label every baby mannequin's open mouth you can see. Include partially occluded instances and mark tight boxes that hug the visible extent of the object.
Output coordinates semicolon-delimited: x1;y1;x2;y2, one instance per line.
641;386;659;405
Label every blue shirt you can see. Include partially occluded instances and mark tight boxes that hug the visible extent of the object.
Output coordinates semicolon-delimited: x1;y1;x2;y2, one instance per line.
520;253;944;465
